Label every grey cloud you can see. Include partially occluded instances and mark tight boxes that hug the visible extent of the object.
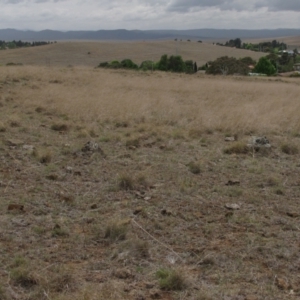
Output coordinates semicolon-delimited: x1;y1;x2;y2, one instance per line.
168;0;300;12
255;0;300;12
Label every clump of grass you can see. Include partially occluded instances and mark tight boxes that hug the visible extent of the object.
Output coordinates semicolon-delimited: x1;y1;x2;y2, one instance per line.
35;106;46;113
118;174;134;190
126;137;140;148
0;122;6;132
51;224;69;237
99;136;110;142
187;161;201;174
156;268;187;291
266;176;280;186
10;266;37;288
188;128;202;139
115;121;129;128
281;143;298;155
9;116;21;127
33;148;52;164
130;238;149;258
224;142;249;154
104;221;128;242
274;187;285;195
51;122;70;132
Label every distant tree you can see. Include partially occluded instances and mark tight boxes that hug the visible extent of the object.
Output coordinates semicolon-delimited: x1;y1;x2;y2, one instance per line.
193;62;198;73
240;56;256;66
206;56;250;75
156;54;168;71
121;59;138;69
254;57;276;75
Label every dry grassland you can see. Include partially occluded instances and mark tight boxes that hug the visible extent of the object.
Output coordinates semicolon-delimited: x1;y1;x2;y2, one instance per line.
0;40;264;68
0;63;300;300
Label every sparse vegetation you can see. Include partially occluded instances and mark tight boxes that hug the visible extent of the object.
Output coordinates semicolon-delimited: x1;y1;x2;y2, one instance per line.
0;45;299;299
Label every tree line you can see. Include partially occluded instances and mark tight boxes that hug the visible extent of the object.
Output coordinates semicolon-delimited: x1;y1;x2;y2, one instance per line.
216;38;288;53
98;55;198;73
0;40;56;50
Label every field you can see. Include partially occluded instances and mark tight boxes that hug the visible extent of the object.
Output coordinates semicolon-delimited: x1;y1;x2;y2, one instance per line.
0;40;265;68
0;42;300;300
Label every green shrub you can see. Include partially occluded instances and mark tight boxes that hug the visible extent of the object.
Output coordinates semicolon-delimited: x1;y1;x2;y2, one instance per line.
156;268;186;291
121;59;138;69
254;56;276;75
140;60;154;71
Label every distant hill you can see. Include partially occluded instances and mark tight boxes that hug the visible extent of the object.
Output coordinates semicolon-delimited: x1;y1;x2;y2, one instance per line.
1;28;300;41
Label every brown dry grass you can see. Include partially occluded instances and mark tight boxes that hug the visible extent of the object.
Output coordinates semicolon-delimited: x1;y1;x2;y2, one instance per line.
2;65;300;134
0;40;264;68
0;60;300;300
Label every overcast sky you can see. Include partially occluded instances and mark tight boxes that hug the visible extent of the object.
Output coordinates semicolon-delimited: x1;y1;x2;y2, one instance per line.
1;0;300;31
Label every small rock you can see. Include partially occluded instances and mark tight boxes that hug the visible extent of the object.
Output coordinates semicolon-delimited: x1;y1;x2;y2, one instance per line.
225;137;235;142
114;268;132;279
23;145;34;151
225;203;241;210
8;204;24;212
66;166;73;173
275;276;289;290
247;136;271;148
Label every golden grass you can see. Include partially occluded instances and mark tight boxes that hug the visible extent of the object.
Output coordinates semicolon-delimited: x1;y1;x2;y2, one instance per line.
2;65;300;135
0;40;264;68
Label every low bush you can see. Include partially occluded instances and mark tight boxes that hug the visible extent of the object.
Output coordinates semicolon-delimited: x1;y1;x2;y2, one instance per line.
156;268;187;290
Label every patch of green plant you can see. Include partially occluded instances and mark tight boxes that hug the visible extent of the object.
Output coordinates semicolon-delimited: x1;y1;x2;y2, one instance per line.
51;224;69;237
156;268;186;291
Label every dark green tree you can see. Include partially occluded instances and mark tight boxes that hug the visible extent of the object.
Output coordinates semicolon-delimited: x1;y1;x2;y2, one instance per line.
254;57;276;75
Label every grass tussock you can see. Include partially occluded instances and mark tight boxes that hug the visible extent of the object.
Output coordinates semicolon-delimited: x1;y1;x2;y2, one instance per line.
156;268;187;291
33;148;52;163
224;142;249;154
51;122;70;132
281;143;298;155
118;173;135;190
104;221;128;242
